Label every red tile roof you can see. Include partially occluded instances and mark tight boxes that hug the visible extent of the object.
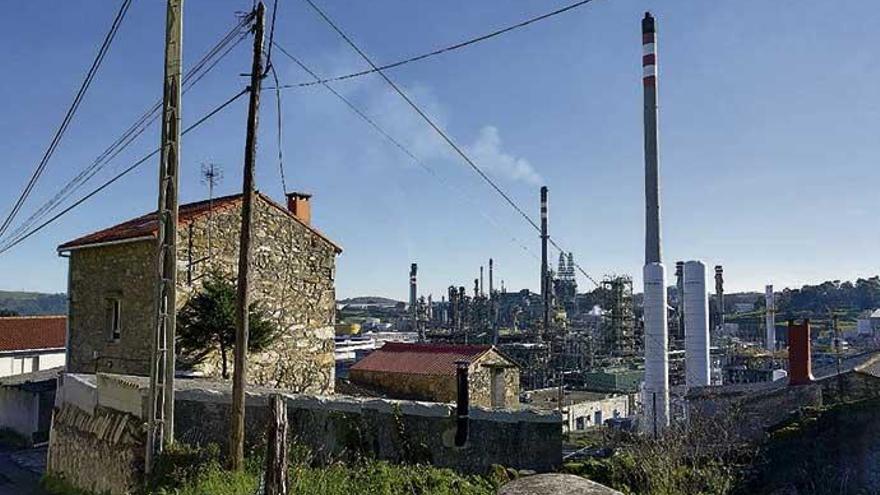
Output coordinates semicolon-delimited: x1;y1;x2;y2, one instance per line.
57;192;341;253
350;343;493;376
0;316;66;352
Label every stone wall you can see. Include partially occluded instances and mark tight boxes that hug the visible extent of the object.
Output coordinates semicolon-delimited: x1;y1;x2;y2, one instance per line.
687;383;823;441
47;403;144;495
174;385;560;473
350;349;520;409
66;194;339;393
67;241;155;375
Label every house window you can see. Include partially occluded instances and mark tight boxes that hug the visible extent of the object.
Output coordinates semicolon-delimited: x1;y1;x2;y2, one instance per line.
107;298;121;342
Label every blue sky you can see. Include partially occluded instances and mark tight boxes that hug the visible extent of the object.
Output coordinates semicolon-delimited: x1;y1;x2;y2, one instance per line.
0;0;877;301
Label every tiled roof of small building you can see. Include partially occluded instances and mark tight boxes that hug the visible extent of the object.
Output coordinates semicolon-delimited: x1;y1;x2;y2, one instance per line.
57;192;341;253
349;343;494;376
0;316;66;352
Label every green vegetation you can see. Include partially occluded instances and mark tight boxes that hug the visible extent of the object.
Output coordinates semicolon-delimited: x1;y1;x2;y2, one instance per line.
42;443;502;495
0;290;66;316
177;274;278;379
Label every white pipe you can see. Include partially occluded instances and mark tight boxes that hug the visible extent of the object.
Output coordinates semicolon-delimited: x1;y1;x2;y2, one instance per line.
684;261;710;387
765;285;775;351
641;262;669;434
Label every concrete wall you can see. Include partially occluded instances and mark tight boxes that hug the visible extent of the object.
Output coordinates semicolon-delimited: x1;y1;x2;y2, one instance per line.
0;387;38;439
174;387;559;473
66;195;339;393
564;395;630;432
0;351;64;378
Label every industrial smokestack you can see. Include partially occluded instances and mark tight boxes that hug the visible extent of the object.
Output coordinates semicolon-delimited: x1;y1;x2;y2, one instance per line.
540;186;549;337
489;259;494;297
765;285;776;351
640;11;669;435
788;319;814;386
480;266;484;297
675;261;685;340
714;265;724;331
684;261;710;387
410;263;418;333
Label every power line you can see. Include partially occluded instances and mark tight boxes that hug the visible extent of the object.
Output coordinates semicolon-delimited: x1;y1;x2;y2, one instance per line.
1;14;253;248
302;0;602;288
0;88;250;255
272;41;538;261
302;0;540;232
0;0;133;240
271;0;597;90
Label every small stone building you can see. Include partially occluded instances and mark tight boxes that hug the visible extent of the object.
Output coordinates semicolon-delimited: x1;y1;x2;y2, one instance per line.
57;192;342;394
349;343;520;409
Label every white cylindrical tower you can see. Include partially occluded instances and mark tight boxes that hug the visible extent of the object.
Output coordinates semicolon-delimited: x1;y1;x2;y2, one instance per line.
765;285;776;351
684;261;710;387
641;262;669;434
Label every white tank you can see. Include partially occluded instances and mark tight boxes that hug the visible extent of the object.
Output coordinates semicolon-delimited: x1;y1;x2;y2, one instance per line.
684;261;710;387
641;262;669;434
765;285;775;351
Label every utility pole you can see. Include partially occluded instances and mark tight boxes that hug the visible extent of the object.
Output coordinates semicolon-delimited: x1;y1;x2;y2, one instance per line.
230;1;264;472
540;186;549;339
146;0;183;475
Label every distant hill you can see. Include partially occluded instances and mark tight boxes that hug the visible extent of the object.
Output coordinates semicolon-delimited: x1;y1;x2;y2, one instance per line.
338;296;402;306
0;291;67;316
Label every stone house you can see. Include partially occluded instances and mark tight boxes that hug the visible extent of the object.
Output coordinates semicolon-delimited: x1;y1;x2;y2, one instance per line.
57;191;342;394
348;343;520;409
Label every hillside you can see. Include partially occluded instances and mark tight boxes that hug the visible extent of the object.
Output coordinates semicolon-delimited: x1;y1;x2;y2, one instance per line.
338;296;402;306
0;290;67;316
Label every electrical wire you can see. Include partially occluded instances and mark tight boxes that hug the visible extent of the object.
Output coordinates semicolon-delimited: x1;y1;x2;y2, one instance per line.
0;88;250;255
272;41;538;261
0;0;133;240
271;0;597;90
1;14;253;248
302;0;606;285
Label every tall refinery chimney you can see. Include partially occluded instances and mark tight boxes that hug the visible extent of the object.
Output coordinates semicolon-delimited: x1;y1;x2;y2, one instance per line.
641;11;669;434
765;285;776;351
714;265;724;331
409;263;418;334
540;186;549;337
675;261;685;340
489;259;494;297
684;261;710;387
480;266;485;297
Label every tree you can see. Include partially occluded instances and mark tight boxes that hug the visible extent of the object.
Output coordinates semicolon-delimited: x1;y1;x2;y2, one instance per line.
0;309;19;317
177;274;278;379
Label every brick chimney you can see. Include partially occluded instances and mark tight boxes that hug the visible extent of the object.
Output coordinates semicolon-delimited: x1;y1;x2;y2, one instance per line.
285;192;311;225
788;319;814;386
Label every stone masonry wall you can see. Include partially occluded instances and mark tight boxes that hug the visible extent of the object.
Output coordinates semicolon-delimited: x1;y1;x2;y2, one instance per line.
47;403;144;495
68;241;155;375
175;387;561;474
470;350;520;409
67;194;339;393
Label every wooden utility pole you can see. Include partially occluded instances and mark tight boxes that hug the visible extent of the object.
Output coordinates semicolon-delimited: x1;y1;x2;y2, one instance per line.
146;0;183;475
230;1;264;471
265;394;289;495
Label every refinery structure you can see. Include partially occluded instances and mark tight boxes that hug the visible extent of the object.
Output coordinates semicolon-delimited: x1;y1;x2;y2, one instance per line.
333;12;819;436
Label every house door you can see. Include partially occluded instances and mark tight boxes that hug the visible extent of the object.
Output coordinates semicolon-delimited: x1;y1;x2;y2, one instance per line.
490;369;505;408
594;410;603;426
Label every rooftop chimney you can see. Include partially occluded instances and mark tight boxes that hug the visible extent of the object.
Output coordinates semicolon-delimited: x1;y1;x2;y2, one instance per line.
285;192;312;225
788;319;814;386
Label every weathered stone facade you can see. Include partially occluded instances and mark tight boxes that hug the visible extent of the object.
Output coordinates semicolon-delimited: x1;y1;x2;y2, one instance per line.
47;403;144;495
350;348;520;409
62;193;341;394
